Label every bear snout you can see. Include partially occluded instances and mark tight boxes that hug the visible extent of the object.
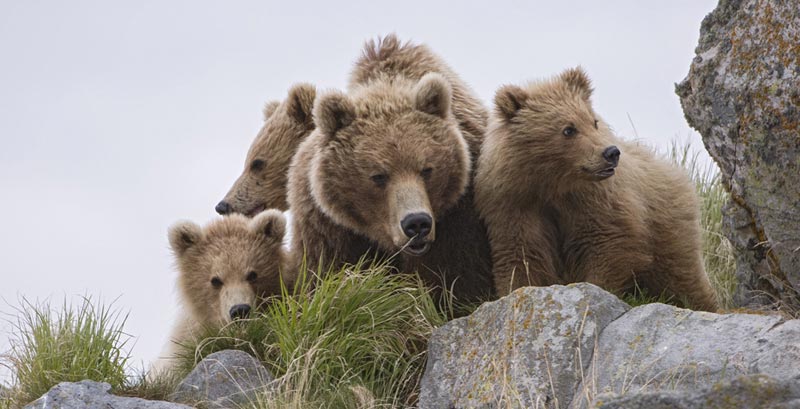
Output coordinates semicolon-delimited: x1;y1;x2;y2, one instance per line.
215;200;233;215
229;304;251;320
401;212;433;239
602;145;621;166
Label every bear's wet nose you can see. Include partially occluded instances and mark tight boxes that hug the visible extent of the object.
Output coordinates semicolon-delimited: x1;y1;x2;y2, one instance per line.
401;213;433;239
229;304;251;320
602;145;621;166
215;200;232;215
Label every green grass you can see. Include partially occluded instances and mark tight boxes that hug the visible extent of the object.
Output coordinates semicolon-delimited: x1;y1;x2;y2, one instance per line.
170;258;449;408
2;296;131;406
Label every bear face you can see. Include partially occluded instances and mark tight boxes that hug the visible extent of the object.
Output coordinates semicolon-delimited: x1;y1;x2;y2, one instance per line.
309;73;470;255
216;84;316;216
492;67;621;197
168;210;288;327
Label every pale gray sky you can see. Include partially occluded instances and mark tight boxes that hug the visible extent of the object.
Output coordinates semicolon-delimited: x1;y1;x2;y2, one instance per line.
0;0;717;382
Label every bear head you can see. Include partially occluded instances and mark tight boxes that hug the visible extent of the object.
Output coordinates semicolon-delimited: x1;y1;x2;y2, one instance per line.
309;73;470;256
217;83;316;216
491;67;621;196
168;210;288;327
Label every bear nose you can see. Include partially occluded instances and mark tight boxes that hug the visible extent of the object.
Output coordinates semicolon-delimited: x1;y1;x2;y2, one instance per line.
215;200;232;215
401;212;433;239
229;304;251;320
602;145;621;166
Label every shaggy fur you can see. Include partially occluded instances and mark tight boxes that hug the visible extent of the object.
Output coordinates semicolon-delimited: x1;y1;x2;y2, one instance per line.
152;210;291;374
475;67;718;311
287;34;493;301
218;84;316;214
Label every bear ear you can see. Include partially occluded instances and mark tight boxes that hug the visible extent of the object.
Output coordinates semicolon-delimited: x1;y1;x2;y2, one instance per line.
168;221;203;256
313;91;356;139
494;85;528;121
249;209;286;241
413;73;452;119
286;83;316;127
560;66;593;101
262;101;280;121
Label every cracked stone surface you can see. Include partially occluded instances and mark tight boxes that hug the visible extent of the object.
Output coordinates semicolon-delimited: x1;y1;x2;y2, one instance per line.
418;283;630;409
676;0;800;306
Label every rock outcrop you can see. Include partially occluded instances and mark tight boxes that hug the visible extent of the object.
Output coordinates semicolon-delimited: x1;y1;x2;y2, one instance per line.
676;0;800;307
419;284;800;409
419;283;630;408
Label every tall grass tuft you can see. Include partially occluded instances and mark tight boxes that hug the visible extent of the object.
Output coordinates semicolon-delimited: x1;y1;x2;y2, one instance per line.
177;258;448;408
3;296;131;405
668;141;737;309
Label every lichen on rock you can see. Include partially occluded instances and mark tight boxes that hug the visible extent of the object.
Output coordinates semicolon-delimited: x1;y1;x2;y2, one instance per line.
676;0;800;308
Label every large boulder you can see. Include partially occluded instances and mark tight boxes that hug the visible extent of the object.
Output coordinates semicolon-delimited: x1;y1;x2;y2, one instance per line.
22;380;193;409
571;304;800;407
418;283;630;409
171;350;274;408
676;0;800;307
420;284;800;408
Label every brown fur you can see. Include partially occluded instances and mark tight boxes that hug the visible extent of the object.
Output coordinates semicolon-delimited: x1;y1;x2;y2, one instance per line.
219;84;316;214
287;35;493;301
152;210;291;374
475;67;718;311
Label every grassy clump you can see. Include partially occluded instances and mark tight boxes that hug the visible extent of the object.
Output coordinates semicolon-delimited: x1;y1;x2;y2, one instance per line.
2;296;131;405
668;142;737;309
175;258;448;408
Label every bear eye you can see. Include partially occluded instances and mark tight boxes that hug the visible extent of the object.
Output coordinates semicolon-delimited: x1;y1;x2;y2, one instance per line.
246;271;257;282
211;277;223;289
562;125;578;137
370;173;389;187
250;159;266;172
421;167;433;180
593;119;599;129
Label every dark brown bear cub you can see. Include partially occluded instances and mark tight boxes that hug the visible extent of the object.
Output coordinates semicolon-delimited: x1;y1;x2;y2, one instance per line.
475;67;718;311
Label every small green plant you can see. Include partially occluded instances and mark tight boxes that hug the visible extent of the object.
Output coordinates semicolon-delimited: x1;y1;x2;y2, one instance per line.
3;296;131;405
621;281;676;308
668;141;737;309
178;257;448;408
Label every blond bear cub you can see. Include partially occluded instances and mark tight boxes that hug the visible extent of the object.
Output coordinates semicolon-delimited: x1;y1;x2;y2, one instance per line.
151;210;291;375
475;67;718;311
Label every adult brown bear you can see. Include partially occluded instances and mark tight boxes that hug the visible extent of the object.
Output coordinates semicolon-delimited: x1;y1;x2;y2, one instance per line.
287;35;493;302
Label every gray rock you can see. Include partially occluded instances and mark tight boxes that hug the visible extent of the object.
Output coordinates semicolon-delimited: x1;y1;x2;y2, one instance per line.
571;303;800;408
419;283;629;409
676;0;800;307
22;380;192;409
596;374;800;409
171;350;274;408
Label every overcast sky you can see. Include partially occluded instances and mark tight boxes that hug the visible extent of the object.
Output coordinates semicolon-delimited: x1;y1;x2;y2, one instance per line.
0;1;718;383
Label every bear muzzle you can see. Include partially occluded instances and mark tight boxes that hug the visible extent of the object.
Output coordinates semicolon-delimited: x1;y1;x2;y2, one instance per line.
400;212;433;256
